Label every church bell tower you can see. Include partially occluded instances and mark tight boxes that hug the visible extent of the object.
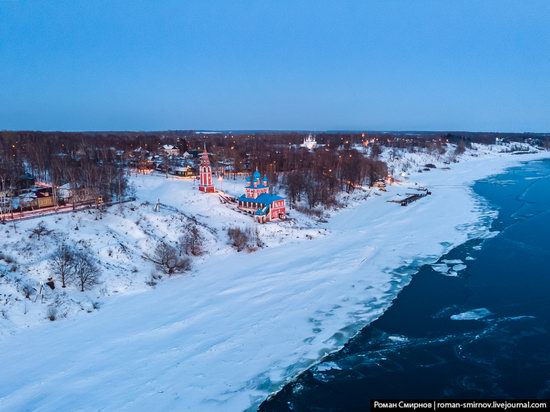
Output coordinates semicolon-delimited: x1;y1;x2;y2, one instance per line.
198;144;215;193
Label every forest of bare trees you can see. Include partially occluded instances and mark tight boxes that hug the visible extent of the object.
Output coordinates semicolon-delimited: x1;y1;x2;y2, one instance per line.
0;132;129;211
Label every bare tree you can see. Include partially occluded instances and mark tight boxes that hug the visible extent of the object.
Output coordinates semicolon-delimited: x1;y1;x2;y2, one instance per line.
370;143;382;159
154;242;190;275
180;224;204;256
73;250;101;292
50;244;76;288
454;139;467;155
285;171;304;206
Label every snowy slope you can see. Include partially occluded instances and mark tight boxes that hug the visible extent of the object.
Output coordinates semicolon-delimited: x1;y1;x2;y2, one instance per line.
0;175;323;334
0;149;548;411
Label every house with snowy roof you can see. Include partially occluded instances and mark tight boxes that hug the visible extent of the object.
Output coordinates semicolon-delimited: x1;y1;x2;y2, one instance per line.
182;150;200;159
161;144;179;157
237;171;286;223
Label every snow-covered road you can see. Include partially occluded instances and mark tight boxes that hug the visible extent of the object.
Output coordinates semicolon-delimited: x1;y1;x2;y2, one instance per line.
0;152;547;412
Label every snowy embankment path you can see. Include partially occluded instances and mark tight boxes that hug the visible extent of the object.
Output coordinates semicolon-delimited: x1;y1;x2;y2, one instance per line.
0;153;548;412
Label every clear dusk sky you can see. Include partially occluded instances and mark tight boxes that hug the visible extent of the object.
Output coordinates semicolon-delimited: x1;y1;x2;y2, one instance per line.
1;0;550;132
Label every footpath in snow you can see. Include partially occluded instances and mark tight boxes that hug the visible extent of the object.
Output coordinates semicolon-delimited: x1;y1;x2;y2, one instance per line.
0;151;548;412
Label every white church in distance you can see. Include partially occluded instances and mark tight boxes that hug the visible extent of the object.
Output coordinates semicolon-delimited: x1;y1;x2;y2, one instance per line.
300;134;319;150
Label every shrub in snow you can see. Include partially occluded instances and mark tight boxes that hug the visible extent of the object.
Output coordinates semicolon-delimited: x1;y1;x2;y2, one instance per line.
293;205;323;218
227;227;248;251
20;283;35;300
145;272;158;287
179;224;204;256
153;242;191;275
253;227;264;248
227;226;263;252
28;221;53;241
46;306;57;321
0;252;15;264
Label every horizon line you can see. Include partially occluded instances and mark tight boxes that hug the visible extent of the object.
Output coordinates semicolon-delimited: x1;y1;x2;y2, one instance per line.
2;129;550;135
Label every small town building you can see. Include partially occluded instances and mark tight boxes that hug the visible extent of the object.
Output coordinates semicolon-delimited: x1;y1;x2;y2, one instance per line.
198;146;215;193
35;187;55;208
15;186;54;210
161;144;180;157
182;150;200;159
0;192;9;212
237;171;286;223
170;165;194;177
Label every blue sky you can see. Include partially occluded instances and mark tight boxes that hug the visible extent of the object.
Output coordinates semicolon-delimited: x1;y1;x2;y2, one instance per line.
1;0;549;132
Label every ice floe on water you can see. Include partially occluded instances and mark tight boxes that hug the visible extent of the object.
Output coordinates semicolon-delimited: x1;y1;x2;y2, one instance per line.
431;264;450;274
387;335;409;343
504;315;536;321
312;362;343;382
442;259;463;265
314;361;342;372
431;260;467;276
486;178;516;186
451;308;493;321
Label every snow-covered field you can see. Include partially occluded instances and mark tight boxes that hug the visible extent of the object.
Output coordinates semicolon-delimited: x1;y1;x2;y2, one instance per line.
0;146;548;411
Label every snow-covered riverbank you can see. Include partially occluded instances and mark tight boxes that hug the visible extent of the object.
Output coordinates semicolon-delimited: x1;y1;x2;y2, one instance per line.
0;150;548;412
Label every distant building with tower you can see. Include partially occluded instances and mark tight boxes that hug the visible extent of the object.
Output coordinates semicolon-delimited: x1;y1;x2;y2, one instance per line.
300;134;318;150
237;171;286;223
198;145;215;193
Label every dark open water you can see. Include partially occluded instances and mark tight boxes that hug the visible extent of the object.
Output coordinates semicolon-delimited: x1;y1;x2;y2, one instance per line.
261;159;550;411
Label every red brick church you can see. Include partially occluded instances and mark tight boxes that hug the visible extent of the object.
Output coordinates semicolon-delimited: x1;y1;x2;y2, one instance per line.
238;171;286;223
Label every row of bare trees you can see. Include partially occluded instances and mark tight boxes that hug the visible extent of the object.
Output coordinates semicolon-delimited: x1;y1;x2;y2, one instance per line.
283;150;388;208
50;244;101;291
